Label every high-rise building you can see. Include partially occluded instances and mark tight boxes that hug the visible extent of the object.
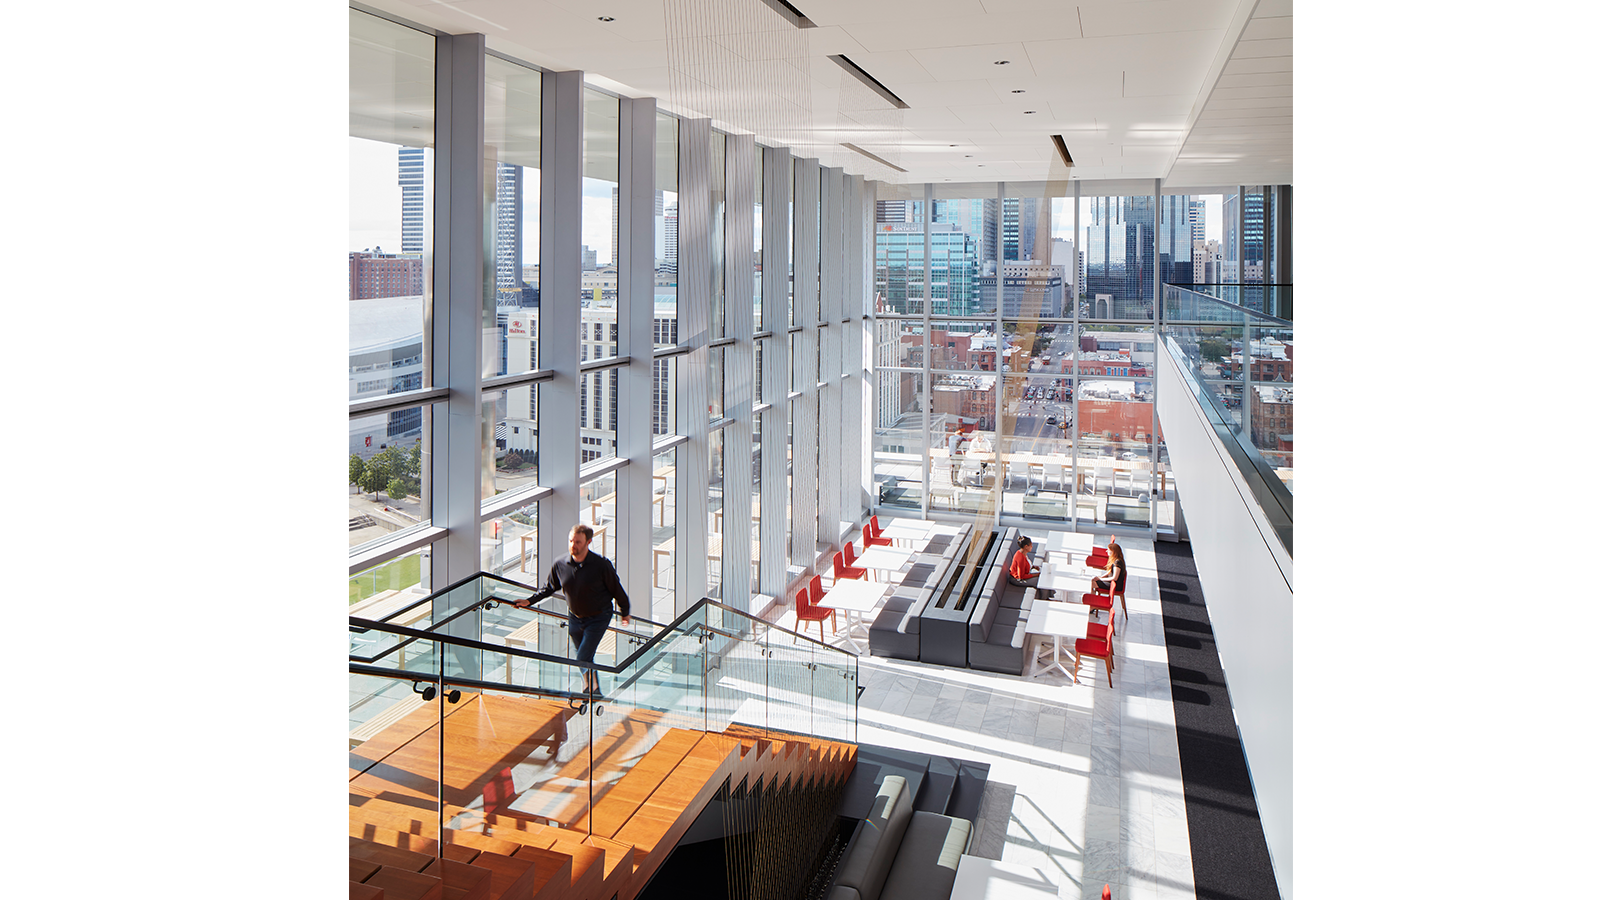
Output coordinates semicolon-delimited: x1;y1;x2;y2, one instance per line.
662;202;678;274
398;147;425;254
1082;195;1193;313
1190;199;1206;245
873;222;979;316
494;163;522;305
875;200;909;224
1000;197;1040;262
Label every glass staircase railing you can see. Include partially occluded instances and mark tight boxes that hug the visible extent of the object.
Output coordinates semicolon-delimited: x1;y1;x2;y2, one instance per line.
349;573;858;852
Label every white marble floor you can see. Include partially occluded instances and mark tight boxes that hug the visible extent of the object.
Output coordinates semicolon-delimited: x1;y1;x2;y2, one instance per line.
775;536;1194;900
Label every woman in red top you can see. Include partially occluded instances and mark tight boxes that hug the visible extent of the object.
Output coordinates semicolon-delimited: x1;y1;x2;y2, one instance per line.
1008;536;1054;600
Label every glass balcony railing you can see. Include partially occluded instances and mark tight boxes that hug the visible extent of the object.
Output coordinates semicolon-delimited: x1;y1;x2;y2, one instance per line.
1161;283;1293;549
349;573;858;850
1164;282;1292;321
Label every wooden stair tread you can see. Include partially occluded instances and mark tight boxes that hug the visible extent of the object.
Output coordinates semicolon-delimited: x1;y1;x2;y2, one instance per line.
351;837;435;873
422;858;492;900
364;867;443;900
351;880;386;900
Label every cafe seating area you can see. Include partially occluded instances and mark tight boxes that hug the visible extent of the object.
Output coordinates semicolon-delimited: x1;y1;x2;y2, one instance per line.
784;514;1135;691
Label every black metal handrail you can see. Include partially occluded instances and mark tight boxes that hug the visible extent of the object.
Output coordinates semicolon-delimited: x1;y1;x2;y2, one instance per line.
350;587;856;677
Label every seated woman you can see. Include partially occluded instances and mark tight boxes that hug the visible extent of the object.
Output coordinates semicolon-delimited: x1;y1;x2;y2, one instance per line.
1008;536;1054;601
1089;540;1126;598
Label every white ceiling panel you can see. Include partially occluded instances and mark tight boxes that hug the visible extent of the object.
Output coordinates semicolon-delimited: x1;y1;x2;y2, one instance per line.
358;0;1290;185
836;50;938;85
842;12;1082;53
891;79;1005;107
805;25;869;57
796;0;989;27
1077;0;1236;38
1223;55;1293;75
910;43;1038;80
1241;16;1292;40
1215;72;1292;89
1209;85;1293;100
1230;38;1292;59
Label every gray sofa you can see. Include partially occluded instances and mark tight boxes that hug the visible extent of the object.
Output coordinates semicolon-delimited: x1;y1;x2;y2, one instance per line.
868;524;971;662
828;775;973;900
965;528;1037;675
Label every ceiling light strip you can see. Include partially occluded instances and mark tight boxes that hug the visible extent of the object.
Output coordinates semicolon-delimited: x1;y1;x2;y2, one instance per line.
840;143;908;174
827;56;911;110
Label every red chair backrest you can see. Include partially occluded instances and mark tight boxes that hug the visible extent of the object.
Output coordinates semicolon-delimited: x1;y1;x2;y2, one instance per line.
796;586;810;613
833;551;848;574
870;515;882;534
844;542;858;564
810;574;824;602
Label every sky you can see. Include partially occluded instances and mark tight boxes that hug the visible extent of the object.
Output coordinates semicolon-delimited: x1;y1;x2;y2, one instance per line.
352;136;619;265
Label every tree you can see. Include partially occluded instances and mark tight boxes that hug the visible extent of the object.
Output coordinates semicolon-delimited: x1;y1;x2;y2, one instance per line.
386;477;409;501
349;454;366;487
359;458;389;499
1199;339;1227;364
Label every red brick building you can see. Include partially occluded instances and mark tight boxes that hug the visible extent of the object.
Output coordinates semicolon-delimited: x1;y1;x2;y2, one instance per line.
350;251;426;301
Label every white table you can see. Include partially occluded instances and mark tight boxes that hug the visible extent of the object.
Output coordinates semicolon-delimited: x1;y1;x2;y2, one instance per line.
949;855;1059;900
877;518;936;547
1036;560;1099;595
814;578;888;653
853;544;914;580
1024;600;1093;678
1044;530;1098;565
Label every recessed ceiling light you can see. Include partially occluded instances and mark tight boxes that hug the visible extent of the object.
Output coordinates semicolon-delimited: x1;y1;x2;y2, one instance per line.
994;60;1010;65
598;15;615;22
949;144;958;147
1023;110;1037;114
1012;89;1026;94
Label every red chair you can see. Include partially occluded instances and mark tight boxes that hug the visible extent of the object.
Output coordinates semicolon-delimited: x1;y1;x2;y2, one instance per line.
794;585;836;641
863;517;893;549
1073;628;1114;687
1083;590;1114;615
1085;547;1109;569
1085;607;1117;643
833;550;867;582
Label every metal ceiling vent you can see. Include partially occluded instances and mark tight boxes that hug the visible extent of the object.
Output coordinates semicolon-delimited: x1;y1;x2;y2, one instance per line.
755;0;817;28
1050;134;1075;169
828;55;911;110
840;143;908;174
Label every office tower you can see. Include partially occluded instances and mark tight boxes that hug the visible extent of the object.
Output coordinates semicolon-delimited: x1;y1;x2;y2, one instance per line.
582;245;598;272
1158;195;1196;289
875;199;908;223
1081;194;1193;313
1190;200;1206;244
398;146;424;254
874;222;979;316
349;250;425;301
494;163;522;305
663;202;678;274
1000;197;1039;262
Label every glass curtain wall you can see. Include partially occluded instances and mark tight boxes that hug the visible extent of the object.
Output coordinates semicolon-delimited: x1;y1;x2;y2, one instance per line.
485;57;542;492
868;180;1224;534
348;10;434;565
580;89;621;466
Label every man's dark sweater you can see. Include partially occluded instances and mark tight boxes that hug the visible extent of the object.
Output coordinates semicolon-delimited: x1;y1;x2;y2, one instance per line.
534;552;631;619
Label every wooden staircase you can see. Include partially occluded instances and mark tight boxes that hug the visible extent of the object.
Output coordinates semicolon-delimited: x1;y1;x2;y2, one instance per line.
349;692;856;900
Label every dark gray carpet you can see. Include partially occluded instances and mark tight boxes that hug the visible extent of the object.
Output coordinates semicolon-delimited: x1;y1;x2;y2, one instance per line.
1154;540;1282;900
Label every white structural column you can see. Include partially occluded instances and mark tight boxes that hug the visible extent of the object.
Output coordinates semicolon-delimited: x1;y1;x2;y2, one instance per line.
839;173;867;526
675;118;714;612
617;96;657;618
535;69;585;575
431;31;488;592
721;134;756;612
759;146;792;594
789;157;820;570
817;165;844;546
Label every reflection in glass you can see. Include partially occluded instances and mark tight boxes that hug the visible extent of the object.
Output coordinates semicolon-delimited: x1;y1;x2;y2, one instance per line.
652;448;677;612
484;500;539;587
486;56;541;376
487;387;540;494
